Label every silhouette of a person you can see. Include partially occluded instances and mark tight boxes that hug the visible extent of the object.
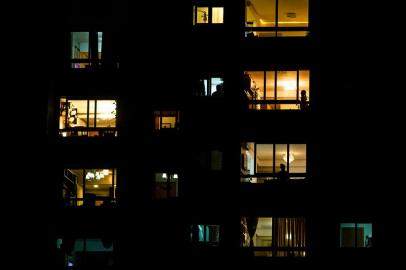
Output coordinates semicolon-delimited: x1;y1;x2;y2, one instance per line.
212;83;224;97
300;90;309;111
277;164;289;182
365;235;372;247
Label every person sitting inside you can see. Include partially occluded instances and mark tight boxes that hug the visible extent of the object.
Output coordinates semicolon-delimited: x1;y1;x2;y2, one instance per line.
212;83;224;97
277;163;289;182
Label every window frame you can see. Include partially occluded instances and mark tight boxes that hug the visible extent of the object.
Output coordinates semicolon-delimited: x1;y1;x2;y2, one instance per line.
63;168;117;207
59;97;117;137
70;31;104;69
244;69;310;110
193;1;224;25
241;142;307;183
245;0;310;38
241;217;307;257
153;172;179;199
339;222;373;248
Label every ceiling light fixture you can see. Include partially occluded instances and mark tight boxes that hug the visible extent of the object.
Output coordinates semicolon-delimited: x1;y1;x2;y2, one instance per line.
283;153;295;163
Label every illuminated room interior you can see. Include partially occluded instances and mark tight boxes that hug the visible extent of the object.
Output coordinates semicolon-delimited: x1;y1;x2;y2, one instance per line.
241;217;306;257
59;98;117;137
193;5;224;24
154;111;180;130
244;70;309;110
63;169;117;207
246;0;309;37
71;32;103;68
241;143;306;183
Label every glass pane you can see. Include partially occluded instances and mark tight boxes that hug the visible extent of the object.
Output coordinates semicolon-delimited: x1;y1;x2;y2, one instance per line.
154;173;168;199
96;100;116;128
161;117;176;128
256;144;274;174
211;77;224;96
246;0;276;27
206;225;220;243
196;7;209;24
289;144;306;174
85;239;113;252
277;71;297;102
212;7;224;23
69;169;84;206
299;70;310;108
88;100;95;128
210;150;223;170
241;142;255;176
198;225;205;242
97;32;103;59
246;71;264;103
358;223;373;247
154;111;161;130
69;100;88;128
85;169;112;207
71;32;89;59
169;173;178;198
340;223;356;247
275;144;288;172
202;79;209;96
278;0;309;27
255;217;273;247
59;98;68;132
265;71;275;100
277;31;308;37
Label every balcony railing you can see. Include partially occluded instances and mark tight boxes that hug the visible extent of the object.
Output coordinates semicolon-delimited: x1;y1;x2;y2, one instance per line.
59;127;117;137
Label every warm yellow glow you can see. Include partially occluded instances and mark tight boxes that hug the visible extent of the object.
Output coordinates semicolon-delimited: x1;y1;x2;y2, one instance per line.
283;153;295;163
212;7;224;24
260;19;308;25
286;233;292;240
280;80;296;91
93;185;99;188
103;169;110;175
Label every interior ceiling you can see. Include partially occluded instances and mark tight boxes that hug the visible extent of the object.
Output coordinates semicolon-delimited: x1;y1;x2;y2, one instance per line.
257;145;306;160
248;0;308;22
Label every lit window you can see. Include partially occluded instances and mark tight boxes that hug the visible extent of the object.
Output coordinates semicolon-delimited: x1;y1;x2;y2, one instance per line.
193;2;224;25
246;0;309;37
340;223;373;248
57;238;114;268
241;143;306;183
71;31;103;68
63;169;117;207
241;217;306;257
193;76;224;97
190;224;220;246
59;98;117;137
154;111;180;130
244;70;309;110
